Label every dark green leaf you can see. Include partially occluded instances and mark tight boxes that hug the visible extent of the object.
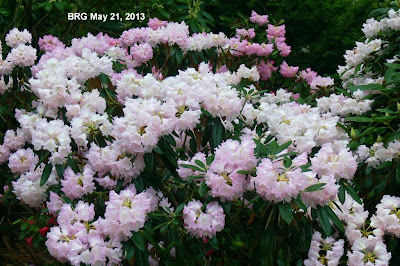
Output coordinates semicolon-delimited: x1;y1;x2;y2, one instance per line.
347;83;383;92
209;237;219;250
179;164;204;172
195;159;206;169
325;206;345;232
276;141;292;155
338;184;346;204
35;151;50;170
199;181;208;198
55;164;65;178
396;164;400;183
132;232;145;251
21;223;29;230
294;197;307;212
278;202;293;225
67;157;80;173
304;183;326;192
345;116;374;122
206;154;215;166
123;240;135;260
40;164;53;186
341;179;362;204
316;206;332;236
210;118;224;151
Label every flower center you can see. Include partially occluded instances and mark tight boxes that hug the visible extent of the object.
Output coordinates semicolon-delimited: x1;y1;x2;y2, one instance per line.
276;172;289;182
123;198;132;208
222;172;233;186
363;250;377;263
138;126;147;135
77;176;84;187
176;105;189;118
390;208;400;220
328;155;340;162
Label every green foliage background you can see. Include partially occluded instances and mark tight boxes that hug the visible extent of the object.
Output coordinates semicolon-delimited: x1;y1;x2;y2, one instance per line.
0;0;392;74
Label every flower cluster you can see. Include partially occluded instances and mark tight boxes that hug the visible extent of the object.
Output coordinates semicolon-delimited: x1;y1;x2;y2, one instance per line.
357;140;400;168
304;231;344;266
183;200;225;238
2;7;400;265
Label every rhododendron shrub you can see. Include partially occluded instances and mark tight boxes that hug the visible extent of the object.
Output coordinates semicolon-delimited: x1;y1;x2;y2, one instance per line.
1;6;400;265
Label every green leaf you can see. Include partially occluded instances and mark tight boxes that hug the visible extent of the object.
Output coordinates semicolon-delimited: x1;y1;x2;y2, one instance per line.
347;83;384;92
195;159;206;169
175;203;185;214
45;2;53;11
54;2;64;12
325;206;345;232
199;181;208;197
35;151;50;170
210;118;224;151
376;161;392;169
374;116;396;123
200;10;215;22
316;206;332;236
253;138;269;157
358;127;375;138
396;164;400;183
123;240;135;260
20;223;29;230
245;195;260;207
278;202;293;225
345;116;374;122
67;157;80;173
275;141;292;155
338;184;346;204
12;219;22;225
209;237;219;250
55;164;65;178
206;155;215;166
97;195;105;213
179;164;204;172
368;7;391;18
132;232;145;251
185;175;204;181
98;73;110;84
294;197;307;212
304;183;326;192
341;179;362;204
40;164;53;186
159;8;170;19
384;63;400;69
283;157;292;168
237;169;255;175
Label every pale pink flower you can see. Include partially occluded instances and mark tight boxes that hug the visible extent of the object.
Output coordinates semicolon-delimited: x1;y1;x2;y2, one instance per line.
250;11;269;26
347;237;391;266
61;165;96;199
8;148;38;174
279;61;298;78
148;17;168;30
183;200;225;238
252;153;309;202
304;231;344;266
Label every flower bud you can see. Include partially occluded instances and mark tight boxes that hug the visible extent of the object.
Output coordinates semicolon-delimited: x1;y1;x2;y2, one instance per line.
350;128;357;140
25;236;33;246
39;226;50;237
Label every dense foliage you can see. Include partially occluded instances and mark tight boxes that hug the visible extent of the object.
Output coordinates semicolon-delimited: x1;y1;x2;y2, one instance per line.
1;1;400;266
0;0;391;74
